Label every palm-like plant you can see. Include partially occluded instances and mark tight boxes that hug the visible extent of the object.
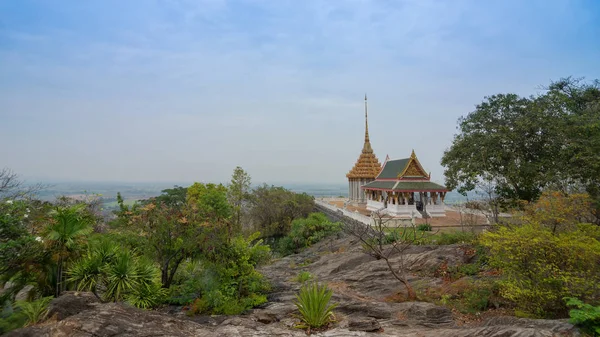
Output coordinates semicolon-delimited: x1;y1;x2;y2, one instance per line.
44;204;93;296
104;250;138;302
294;282;337;330
69;242;164;309
68;240;118;300
14;296;53;326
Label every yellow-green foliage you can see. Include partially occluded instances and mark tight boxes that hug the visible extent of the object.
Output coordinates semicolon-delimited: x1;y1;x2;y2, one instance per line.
480;224;600;317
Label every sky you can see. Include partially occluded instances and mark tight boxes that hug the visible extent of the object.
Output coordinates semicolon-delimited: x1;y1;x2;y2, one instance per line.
1;0;599;185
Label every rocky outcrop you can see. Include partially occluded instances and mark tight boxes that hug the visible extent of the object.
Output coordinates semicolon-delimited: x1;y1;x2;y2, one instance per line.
7;235;581;337
46;291;100;321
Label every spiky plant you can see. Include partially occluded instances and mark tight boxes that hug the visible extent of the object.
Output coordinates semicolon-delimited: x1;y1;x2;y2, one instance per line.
104;250;138;302
294;282;337;330
14;296;53;326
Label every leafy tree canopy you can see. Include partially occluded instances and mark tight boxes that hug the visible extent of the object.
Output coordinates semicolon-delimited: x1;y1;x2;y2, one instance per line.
442;77;600;208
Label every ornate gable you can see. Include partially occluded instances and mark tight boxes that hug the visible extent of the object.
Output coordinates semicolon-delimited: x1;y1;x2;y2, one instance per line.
398;150;430;179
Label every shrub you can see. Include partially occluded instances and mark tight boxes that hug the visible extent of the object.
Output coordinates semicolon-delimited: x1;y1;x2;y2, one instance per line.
0;309;27;334
565;297;600;336
461;286;492;313
480;224;600;318
435;231;476;245
417;223;432;232
68;242;164;308
277;213;341;256
192;233;271;315
458;263;480;276
167;260;204;305
126;281;167;309
14;296;53;326
295;282;337;330
296;271;312;283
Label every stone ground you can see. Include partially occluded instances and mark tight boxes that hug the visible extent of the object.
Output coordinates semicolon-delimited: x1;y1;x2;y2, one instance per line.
7;235;579;337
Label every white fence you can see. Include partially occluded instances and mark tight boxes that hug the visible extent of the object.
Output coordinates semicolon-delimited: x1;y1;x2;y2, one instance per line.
314;199;374;226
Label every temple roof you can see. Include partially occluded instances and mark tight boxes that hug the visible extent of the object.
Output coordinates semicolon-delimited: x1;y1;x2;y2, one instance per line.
361;150;448;192
347;95;382;180
362;180;447;192
377;150;429;180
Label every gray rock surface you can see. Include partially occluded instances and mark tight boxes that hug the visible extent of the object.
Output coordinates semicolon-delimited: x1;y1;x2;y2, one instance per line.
7;235;581;337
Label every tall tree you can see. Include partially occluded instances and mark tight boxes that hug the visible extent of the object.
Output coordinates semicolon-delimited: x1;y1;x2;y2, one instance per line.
544;78;600;221
442;93;565;204
227;167;252;232
126;202;199;288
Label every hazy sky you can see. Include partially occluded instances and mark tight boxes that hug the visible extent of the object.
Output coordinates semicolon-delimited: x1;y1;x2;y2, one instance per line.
1;0;599;185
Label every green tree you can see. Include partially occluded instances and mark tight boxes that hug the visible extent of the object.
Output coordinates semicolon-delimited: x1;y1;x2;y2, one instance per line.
249;185;314;238
227;167;252;232
44;204;94;296
145;186;188;207
126;202;199;288
187;183;231;221
544;78;600;222
441;93;564;204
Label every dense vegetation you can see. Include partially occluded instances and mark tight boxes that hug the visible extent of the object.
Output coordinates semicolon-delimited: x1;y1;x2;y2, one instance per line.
435;78;600;331
0;166;336;333
442;78;600;222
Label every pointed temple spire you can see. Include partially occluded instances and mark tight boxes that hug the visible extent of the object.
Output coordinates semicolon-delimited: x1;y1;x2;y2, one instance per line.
364;93;369;143
347;95;381;180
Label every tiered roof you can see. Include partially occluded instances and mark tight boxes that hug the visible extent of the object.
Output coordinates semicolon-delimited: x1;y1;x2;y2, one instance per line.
347;96;382;180
362;150;447;192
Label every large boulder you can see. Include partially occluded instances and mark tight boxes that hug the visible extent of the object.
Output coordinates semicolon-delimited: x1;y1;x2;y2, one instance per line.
47;291;100;321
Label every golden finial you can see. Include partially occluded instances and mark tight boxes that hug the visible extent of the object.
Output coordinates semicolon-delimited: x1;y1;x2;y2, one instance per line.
411;149;416;159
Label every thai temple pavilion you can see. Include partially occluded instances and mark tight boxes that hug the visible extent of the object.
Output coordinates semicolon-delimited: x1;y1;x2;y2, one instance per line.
346;96;448;218
346;95;382;204
362;150;448;218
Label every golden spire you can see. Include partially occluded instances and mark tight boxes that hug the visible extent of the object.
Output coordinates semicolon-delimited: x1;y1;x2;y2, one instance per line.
347;94;381;180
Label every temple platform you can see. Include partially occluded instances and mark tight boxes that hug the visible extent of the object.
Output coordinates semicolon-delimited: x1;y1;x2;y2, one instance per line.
320;198;489;229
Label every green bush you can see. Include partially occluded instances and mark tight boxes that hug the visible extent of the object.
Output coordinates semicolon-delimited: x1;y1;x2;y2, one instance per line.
417;223;432;232
294;282;337;329
167;260;204;305
435;231;476;245
68;241;164;308
277;213;341;256
565;297;600;336
14;296;53;326
192;233;271;315
480;224;600;318
458;263;480;276
383;228;402;244
0;304;27;334
461;286;492;313
296;271;312;283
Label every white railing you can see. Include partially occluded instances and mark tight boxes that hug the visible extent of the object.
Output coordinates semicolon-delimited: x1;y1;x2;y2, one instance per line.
366;200;384;211
315;199;373;226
